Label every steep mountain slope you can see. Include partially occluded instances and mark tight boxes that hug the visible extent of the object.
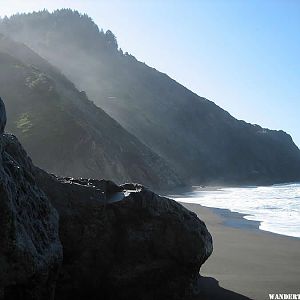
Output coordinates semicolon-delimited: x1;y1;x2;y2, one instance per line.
1;10;300;185
0;34;181;190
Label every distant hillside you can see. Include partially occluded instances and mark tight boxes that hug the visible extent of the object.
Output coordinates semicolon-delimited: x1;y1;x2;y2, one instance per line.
0;34;181;190
1;9;300;185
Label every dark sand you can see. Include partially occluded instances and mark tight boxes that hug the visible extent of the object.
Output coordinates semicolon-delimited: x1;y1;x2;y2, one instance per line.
181;203;300;300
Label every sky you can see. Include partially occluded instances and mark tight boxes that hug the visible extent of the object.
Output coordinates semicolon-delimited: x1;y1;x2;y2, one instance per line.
1;0;300;146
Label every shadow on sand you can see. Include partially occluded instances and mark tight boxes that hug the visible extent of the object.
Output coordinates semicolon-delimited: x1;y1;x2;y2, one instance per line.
192;276;251;300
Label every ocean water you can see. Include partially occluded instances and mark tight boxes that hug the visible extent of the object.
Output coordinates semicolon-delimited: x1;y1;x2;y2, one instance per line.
171;183;300;238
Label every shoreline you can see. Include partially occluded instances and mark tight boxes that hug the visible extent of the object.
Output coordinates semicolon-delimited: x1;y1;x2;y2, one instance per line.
205;206;261;231
178;201;262;232
160;181;300;198
169;183;300;239
202;205;300;240
181;203;300;299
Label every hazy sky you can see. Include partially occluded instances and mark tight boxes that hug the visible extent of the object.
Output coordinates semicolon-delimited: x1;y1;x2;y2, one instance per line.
1;0;299;146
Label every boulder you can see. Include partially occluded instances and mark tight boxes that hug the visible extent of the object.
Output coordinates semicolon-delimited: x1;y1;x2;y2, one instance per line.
36;172;213;300
0;134;62;300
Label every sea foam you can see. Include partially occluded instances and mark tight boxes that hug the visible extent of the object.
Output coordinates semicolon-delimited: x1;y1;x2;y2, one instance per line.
171;183;300;238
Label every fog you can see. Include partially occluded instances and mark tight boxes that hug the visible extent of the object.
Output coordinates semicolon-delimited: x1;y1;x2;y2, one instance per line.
1;9;300;186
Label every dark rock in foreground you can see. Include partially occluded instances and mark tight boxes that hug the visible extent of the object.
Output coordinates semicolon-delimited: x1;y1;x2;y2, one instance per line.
36;172;213;300
0;97;6;133
0;134;62;300
0;129;213;299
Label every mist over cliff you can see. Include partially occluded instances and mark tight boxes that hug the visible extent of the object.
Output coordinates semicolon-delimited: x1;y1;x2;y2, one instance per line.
0;34;181;190
1;9;300;186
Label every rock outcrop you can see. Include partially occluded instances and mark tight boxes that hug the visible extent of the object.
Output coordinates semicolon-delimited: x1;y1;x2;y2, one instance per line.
36;173;213;300
0;133;62;299
0;98;213;299
0;97;6;133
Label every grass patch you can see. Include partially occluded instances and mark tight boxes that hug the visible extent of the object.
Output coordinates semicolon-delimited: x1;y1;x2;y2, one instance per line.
16;113;33;133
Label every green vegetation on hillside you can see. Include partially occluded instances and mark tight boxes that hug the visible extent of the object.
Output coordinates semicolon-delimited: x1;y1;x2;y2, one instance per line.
0;36;181;190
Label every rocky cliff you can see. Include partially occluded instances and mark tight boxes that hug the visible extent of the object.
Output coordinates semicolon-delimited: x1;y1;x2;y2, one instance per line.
0;112;62;299
0;98;213;299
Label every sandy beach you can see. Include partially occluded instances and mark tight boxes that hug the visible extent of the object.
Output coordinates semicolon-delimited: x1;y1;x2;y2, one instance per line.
181;203;300;300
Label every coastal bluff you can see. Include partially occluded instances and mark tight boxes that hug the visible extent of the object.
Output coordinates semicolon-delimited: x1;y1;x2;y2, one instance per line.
3;10;300;186
0;99;213;299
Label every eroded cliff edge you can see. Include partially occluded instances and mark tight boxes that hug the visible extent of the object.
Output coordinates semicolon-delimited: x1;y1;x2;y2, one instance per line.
0;98;213;299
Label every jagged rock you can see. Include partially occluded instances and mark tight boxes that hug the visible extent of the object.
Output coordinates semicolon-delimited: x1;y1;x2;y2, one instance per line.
0;134;62;300
36;172;213;300
0;97;6;133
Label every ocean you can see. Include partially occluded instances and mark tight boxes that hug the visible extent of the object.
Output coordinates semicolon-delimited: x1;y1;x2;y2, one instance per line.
171;183;300;238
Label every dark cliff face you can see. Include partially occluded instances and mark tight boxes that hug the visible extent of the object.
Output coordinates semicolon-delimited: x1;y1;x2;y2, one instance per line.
0;35;182;191
2;10;299;185
0;99;213;299
0;98;6;133
0;133;62;299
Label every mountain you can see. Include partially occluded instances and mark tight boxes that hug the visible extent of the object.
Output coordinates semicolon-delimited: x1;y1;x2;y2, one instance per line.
1;9;300;185
0;34;181;190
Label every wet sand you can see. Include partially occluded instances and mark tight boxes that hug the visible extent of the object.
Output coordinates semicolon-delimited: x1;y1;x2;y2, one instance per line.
181;203;300;300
